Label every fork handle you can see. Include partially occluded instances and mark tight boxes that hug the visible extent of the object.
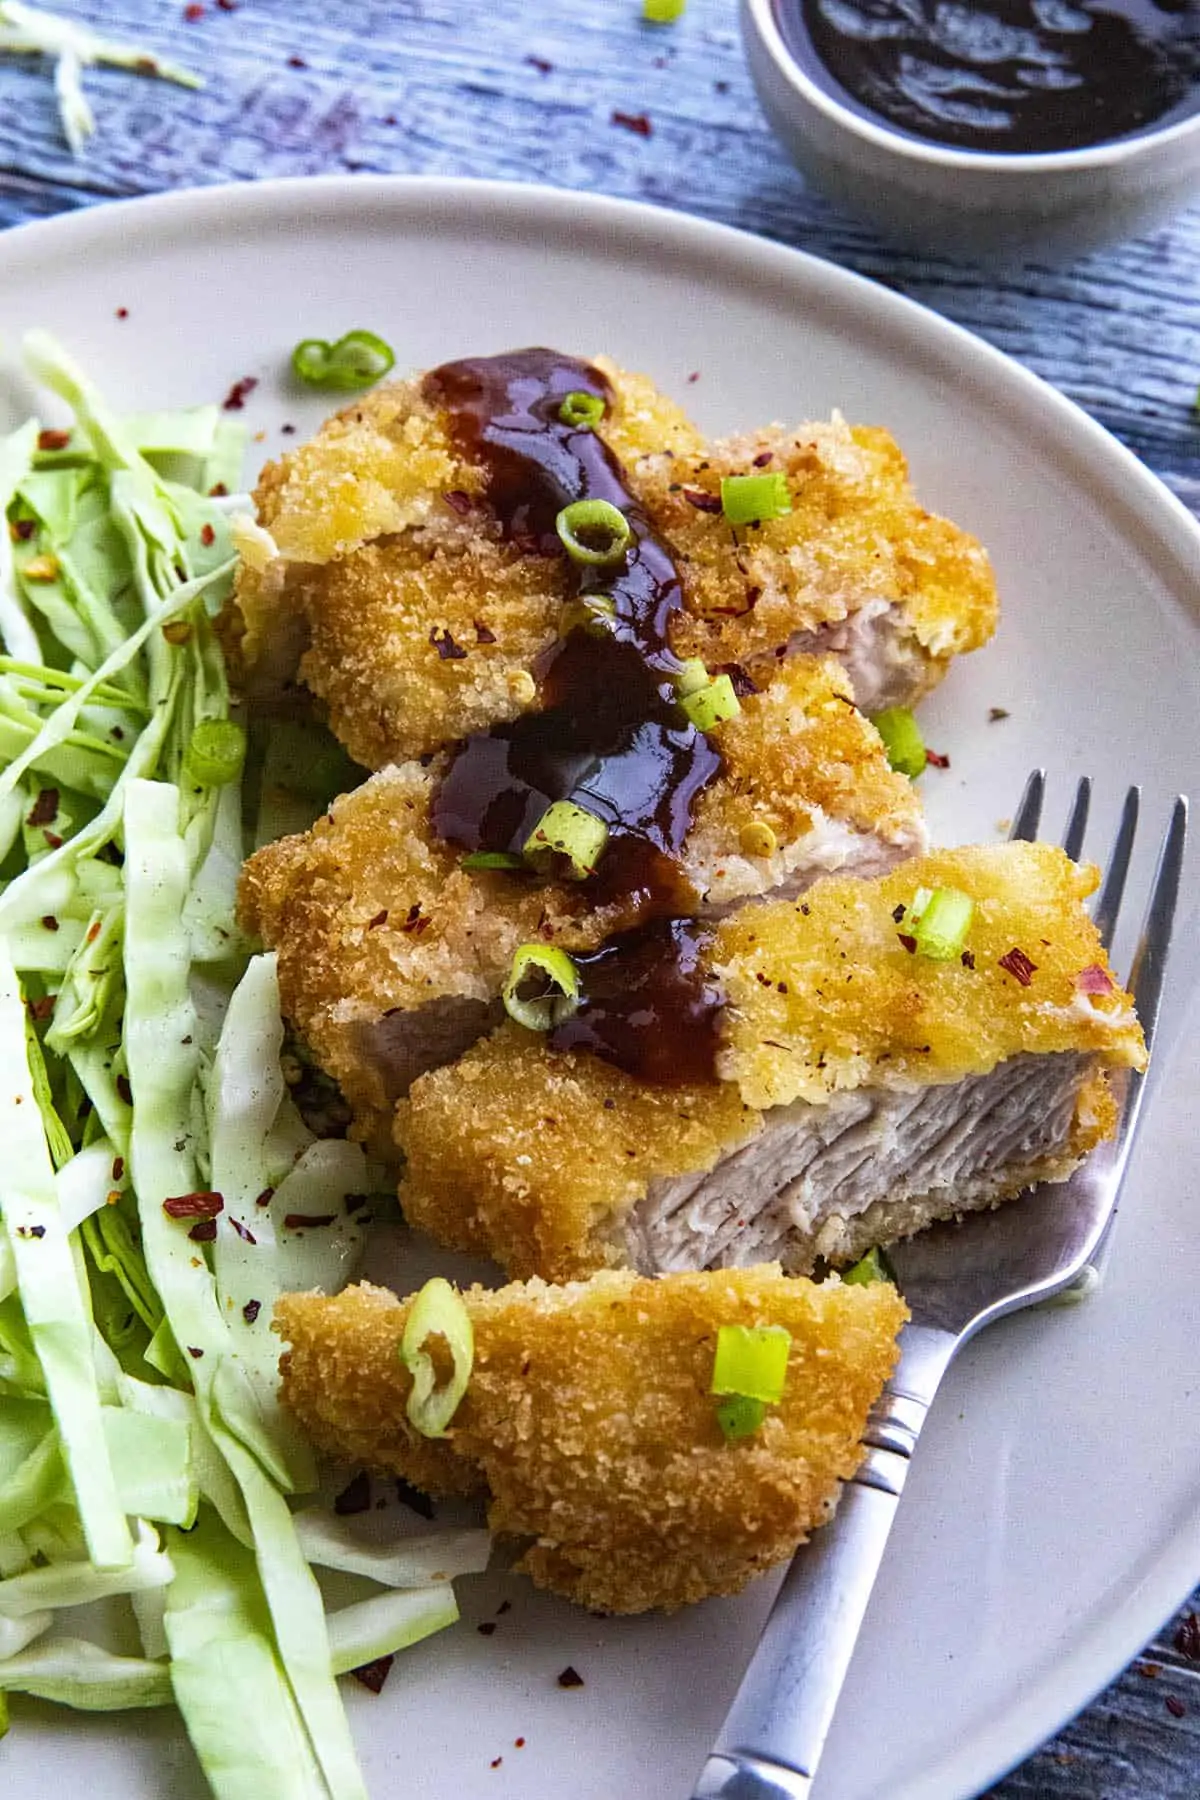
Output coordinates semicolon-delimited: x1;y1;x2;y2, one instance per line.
691;1324;958;1800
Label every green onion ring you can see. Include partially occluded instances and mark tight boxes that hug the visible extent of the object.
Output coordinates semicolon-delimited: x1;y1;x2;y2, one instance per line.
555;499;633;566
290;330;396;392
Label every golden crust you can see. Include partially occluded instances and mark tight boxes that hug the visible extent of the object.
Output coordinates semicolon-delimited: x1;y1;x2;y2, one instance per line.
715;842;1146;1110
276;1266;907;1613
230;370;997;767
237;655;925;1131
396;1026;761;1280
395;844;1142;1280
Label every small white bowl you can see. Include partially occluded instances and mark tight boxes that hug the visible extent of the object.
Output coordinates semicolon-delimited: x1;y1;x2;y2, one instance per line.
741;0;1200;262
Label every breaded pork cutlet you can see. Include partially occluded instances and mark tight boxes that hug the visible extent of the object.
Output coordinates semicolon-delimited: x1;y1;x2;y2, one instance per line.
239;655;926;1134
276;1266;908;1613
229;354;996;768
395;843;1146;1281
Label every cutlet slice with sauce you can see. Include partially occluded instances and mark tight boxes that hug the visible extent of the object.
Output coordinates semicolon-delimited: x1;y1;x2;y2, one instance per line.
238;654;926;1138
395;843;1146;1281
229;352;996;767
276;1266;908;1614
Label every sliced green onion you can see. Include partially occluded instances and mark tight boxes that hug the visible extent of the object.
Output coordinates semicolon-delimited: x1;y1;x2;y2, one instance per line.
501;943;581;1032
523;798;609;881
680;673;741;733
720;472;792;525
561;594;617;637
555;499;632;566
710;1323;791;1404
908;886;934;922
398;1277;474;1439
674;657;710;698
871;706;926;779
715;1395;765;1441
559;391;606;430
842;1247;891;1286
182;718;246;789
460;851;524;872
290;330;396;393
911;886;975;961
644;0;687;18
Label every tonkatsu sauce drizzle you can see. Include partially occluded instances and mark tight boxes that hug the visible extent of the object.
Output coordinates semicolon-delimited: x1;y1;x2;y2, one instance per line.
549;919;723;1087
424;349;726;1082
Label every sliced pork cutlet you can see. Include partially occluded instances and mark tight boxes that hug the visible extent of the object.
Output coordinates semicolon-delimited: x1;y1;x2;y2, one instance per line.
238;654;926;1142
395;843;1146;1281
276;1265;908;1614
227;353;996;768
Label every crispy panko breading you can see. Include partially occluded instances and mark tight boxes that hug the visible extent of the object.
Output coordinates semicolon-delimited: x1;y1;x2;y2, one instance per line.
396;844;1145;1281
276;1266;907;1613
238;655;926;1136
229;359;997;767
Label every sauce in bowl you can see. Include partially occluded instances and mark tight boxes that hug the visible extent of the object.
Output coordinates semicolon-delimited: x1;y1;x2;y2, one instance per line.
779;0;1200;154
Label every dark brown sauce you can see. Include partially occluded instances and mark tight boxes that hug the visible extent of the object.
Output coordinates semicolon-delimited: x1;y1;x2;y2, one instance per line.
550;919;723;1086
784;0;1200;154
422;348;727;1081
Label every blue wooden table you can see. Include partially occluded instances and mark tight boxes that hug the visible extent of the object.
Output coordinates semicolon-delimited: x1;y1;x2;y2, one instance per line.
1;2;1198;1792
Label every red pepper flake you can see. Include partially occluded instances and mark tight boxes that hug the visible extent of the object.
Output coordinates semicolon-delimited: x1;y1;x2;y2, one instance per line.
443;489;473;516
752;450;774;467
891;902;906;923
525;54;553;72
26;788;59;828
430;625;468;661
217;0;237;8
363;908;389;931
208;481;228;497
116;1073;133;1105
163;1190;224;1220
242;1298;261;1324
1076;963;1113;995
112;1156;125;1180
42;829;63;849
514;1737;525;1748
287;54;308;68
474;619;497;644
9;517;35;541
687;371;700;383
199;522;216;547
230;1217;256;1244
28;995;54;1022
352;1655;394;1694
1166;1695;1187;1719
135;55;159;73
187;1345;205;1359
41;914;59;932
15;1223;46;1239
255;1186;275;1208
189;1219;217;1242
1138;1661;1162;1678
924;748;950;769
490;1758;503;1770
222;376;258;412
334;1471;372;1515
477;1622;497;1637
897;932;918;954
86;920;102;944
612;109;653;137
682;487;722;514
183;2;205;17
998;947;1037;987
37;428;70;452
961;949;976;969
557;1666;585;1689
284;1213;336;1229
714;662;758;699
400;903;429;935
115;306;129;319
988;707;1010;723
1175;1613;1200;1659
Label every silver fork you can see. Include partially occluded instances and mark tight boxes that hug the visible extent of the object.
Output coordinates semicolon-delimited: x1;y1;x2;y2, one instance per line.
692;774;1189;1800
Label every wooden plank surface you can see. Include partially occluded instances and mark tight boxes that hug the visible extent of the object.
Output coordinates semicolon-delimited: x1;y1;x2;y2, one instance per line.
1;2;1199;1793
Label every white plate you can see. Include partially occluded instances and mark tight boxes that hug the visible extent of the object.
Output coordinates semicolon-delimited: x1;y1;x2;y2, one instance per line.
0;177;1197;1800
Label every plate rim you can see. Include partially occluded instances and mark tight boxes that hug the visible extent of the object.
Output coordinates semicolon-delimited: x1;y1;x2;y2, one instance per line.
0;171;1197;1800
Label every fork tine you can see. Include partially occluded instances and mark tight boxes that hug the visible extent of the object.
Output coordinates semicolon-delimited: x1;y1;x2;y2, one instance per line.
1128;795;1188;1061
1009;769;1045;842
1060;776;1091;860
1093;786;1140;951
